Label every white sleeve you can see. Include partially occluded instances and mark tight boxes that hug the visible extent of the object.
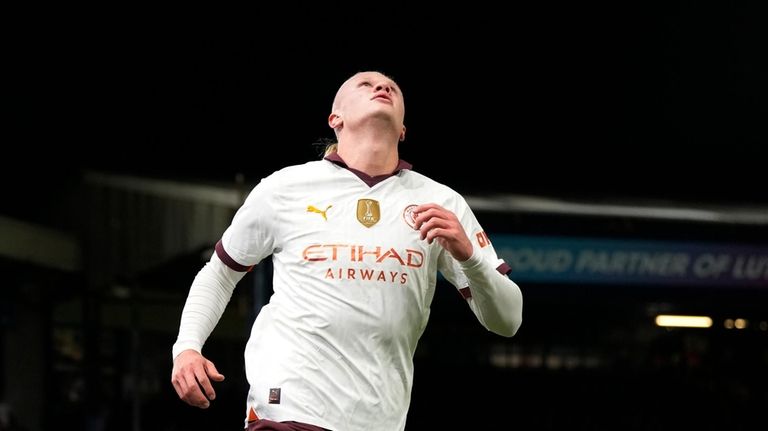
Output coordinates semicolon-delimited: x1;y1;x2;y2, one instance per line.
437;193;523;337
458;250;523;337
171;253;247;359
217;175;281;270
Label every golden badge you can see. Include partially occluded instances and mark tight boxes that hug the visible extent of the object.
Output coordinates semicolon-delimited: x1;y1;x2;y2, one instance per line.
356;199;380;228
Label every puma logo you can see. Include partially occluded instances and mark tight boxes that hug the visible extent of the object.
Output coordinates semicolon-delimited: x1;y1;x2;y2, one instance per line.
307;205;332;221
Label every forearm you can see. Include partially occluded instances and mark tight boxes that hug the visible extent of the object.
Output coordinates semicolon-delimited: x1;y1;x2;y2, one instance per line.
172;254;245;359
460;251;523;337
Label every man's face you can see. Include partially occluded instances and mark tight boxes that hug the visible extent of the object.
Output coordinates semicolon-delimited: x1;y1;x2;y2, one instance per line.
332;72;405;132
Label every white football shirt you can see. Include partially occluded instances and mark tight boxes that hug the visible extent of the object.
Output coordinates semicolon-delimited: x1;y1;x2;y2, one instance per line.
219;158;511;431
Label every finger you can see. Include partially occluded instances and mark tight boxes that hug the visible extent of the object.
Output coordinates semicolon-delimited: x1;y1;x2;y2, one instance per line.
172;369;194;401
412;204;439;222
171;377;185;400
419;218;451;240
414;202;447;212
183;372;210;408
425;227;446;244
205;360;225;382
414;208;445;230
194;367;216;404
413;203;439;214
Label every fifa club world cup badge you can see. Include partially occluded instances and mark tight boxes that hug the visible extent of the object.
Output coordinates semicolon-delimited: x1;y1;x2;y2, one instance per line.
357;199;380;228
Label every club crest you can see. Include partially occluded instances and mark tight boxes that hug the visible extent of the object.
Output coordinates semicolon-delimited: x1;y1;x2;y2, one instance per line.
403;204;418;229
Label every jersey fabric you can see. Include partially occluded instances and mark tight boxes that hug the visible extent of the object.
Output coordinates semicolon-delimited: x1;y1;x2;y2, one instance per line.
218;158;511;431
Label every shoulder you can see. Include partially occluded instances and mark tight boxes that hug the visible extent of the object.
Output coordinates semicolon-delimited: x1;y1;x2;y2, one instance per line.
400;169;464;201
253;160;334;188
268;160;330;181
241;160;330;203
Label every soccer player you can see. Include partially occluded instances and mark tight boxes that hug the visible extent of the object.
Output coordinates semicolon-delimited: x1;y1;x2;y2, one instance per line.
171;71;523;431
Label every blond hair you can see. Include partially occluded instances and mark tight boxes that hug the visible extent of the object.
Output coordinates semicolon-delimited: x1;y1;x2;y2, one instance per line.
323;143;338;157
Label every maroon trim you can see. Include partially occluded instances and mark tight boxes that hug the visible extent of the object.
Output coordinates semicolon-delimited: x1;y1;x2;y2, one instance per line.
215;240;253;272
459;286;472;299
457;263;510;300
246;419;329;431
497;262;512;275
324;152;412;187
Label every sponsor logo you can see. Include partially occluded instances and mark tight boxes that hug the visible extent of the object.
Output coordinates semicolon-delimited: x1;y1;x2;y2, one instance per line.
302;244;425;286
476;231;491;248
303;244;424;267
307;204;332;221
357;199;380;227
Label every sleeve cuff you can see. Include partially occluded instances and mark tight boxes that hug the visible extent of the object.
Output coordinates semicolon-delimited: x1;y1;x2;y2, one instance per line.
172;341;202;360
458;248;484;271
459;250;511;276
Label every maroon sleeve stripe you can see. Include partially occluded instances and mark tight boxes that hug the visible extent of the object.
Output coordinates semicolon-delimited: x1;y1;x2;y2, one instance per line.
497;262;512;275
215;240;253;272
457;262;510;300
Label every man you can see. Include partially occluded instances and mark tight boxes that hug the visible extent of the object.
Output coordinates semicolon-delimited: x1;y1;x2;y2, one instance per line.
171;71;523;431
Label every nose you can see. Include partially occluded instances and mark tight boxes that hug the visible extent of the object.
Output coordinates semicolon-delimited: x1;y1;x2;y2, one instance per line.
375;82;392;93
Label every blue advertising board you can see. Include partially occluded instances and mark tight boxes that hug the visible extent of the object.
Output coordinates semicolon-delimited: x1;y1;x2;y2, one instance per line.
491;235;768;287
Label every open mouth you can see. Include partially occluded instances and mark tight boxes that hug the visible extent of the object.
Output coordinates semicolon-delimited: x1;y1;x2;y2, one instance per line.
372;91;392;102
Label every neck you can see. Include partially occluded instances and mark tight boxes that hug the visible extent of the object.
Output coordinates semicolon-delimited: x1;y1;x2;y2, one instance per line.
336;128;400;176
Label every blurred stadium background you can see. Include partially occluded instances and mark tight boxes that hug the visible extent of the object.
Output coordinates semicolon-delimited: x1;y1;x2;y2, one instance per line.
3;3;766;430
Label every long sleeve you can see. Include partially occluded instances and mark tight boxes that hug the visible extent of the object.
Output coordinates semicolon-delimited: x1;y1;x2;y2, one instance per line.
171;253;247;359
436;192;523;338
459;251;523;337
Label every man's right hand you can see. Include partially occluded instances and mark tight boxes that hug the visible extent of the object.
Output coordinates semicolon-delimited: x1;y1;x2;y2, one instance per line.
171;349;226;408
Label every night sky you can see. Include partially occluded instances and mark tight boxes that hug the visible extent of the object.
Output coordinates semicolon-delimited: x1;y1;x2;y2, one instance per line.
6;4;767;211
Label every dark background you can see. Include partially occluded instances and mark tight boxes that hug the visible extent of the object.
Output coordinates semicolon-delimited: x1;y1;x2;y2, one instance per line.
6;3;766;209
3;3;767;430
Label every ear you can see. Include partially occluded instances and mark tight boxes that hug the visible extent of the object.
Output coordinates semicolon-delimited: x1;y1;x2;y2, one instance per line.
399;125;407;142
328;113;343;129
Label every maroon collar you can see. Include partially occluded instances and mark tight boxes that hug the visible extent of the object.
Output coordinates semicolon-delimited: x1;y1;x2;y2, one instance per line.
324;152;412;188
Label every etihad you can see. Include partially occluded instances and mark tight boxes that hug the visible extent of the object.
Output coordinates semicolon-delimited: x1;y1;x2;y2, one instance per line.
303;244;424;268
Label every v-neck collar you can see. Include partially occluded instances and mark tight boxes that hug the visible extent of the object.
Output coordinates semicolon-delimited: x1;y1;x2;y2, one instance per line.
324;152;412;188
